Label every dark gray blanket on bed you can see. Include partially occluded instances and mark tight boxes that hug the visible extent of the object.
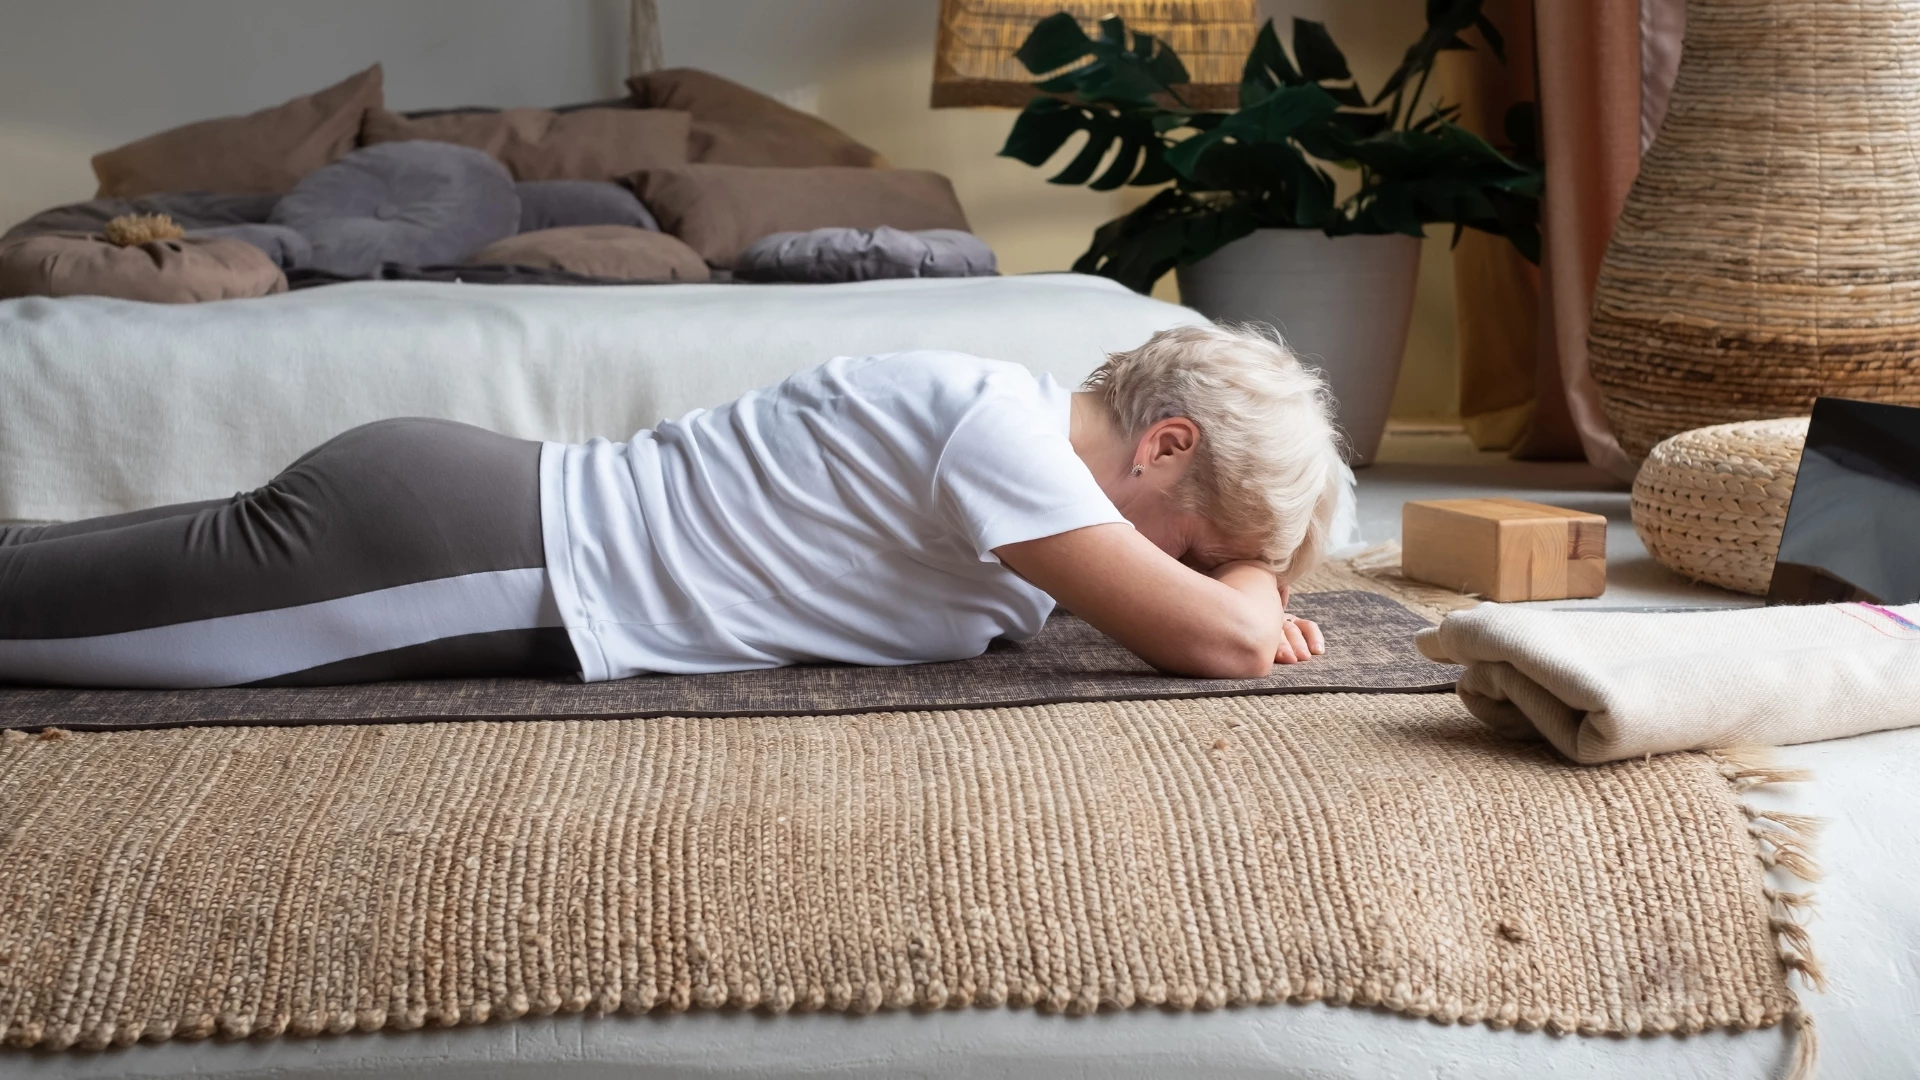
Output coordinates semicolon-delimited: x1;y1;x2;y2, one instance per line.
284;261;640;289
1;192;281;242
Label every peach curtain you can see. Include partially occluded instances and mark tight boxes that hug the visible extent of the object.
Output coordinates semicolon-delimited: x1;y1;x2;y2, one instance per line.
1518;0;1638;473
1446;0;1684;474
1639;0;1685;152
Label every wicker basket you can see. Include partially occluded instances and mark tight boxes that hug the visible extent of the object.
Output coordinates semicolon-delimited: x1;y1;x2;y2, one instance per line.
1631;418;1808;595
1587;0;1920;463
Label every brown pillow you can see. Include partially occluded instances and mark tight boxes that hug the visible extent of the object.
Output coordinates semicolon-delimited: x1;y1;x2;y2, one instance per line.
626;68;882;168
0;232;288;303
626;165;969;268
362;107;689;182
468;226;710;282
91;66;383;198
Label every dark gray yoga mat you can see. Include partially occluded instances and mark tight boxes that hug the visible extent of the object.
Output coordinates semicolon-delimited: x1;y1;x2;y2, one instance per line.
0;590;1458;732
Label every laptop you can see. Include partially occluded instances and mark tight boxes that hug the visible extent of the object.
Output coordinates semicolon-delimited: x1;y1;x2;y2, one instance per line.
1766;397;1920;605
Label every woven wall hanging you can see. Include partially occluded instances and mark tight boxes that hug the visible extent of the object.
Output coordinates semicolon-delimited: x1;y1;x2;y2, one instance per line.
931;0;1258;109
1587;0;1920;462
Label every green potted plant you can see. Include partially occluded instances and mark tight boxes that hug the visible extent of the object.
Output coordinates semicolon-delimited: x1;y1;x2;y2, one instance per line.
999;2;1540;464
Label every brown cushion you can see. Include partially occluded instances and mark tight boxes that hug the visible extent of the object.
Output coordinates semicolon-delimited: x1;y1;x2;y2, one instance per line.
625;165;969;268
626;69;881;168
91;66;383;198
0;232;288;303
468;226;710;282
362;107;689;182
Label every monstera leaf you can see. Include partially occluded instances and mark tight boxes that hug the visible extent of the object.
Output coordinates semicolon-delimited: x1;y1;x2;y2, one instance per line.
1001;97;1176;190
1239;19;1366;108
1071;189;1260;294
1161;83;1341;225
1335;123;1542;259
1014;12;1189;105
1164;83;1340;176
998;14;1196;189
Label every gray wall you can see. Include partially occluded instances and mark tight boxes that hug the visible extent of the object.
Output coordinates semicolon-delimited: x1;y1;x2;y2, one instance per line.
0;0;627;227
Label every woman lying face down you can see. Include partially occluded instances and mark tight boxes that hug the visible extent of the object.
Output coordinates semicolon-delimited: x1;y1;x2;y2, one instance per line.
0;323;1349;688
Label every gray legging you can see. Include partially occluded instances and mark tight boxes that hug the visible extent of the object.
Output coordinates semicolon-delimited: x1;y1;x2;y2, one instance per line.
0;418;579;688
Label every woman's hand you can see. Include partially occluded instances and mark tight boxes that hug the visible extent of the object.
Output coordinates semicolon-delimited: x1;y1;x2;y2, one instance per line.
1276;614;1325;664
1231;566;1321;665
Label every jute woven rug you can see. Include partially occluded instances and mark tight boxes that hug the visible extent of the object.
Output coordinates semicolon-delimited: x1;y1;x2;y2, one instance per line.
0;696;1815;1055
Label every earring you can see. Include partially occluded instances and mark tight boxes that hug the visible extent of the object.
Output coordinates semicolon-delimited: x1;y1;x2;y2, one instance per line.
1130;464;1146;477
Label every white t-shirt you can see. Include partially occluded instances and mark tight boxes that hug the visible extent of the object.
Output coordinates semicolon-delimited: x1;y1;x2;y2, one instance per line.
538;350;1128;681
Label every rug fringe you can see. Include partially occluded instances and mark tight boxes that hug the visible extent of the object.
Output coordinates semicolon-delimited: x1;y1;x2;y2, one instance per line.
1786;1011;1818;1080
1742;806;1825;837
1741;804;1826;886
1345;541;1405;576
1336;542;1481;620
1763;887;1814;913
1714;744;1815;788
1709;747;1824;1080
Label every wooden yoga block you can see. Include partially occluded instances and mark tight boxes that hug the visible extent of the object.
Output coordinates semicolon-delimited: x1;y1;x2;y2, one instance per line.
1401;497;1608;602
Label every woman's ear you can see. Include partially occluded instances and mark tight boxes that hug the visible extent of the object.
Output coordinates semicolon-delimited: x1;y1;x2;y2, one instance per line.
1138;416;1200;470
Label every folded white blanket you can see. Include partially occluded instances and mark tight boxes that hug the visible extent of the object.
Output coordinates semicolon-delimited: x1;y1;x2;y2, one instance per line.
1416;601;1920;763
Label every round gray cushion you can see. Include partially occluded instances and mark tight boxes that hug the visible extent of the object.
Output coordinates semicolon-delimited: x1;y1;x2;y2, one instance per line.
191;223;312;270
516;180;658;233
734;227;996;284
270;142;520;277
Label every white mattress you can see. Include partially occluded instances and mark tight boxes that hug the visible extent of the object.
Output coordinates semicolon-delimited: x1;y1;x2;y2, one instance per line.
0;274;1205;523
18;725;1919;1080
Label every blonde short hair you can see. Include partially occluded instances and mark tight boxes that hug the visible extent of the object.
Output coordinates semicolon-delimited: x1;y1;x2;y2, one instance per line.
1082;322;1349;583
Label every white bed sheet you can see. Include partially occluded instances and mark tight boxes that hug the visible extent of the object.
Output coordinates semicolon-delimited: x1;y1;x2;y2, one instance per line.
0;274;1205;522
20;726;1918;1080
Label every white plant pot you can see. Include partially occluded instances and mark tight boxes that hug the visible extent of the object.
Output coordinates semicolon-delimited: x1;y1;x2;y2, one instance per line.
1175;230;1422;466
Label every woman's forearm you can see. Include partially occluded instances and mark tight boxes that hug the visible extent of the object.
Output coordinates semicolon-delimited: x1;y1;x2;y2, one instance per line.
1201;561;1288;671
1120;561;1284;678
995;524;1287;679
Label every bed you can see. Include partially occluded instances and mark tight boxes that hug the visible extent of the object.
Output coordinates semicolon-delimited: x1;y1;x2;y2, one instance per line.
0;272;1203;523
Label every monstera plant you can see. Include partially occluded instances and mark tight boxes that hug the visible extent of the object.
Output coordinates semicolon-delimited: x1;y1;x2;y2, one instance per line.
999;2;1542;294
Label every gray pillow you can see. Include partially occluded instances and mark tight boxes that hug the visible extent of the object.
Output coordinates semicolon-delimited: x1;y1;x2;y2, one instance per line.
733;227;996;284
3;192;279;242
516;180;658;233
270;142;520;277
190;223;312;270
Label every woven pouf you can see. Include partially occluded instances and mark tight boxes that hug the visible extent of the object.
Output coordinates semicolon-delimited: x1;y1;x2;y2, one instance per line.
1588;0;1920;462
1631;418;1808;595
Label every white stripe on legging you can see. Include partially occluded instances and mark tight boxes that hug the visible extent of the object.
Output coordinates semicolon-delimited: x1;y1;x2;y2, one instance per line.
0;568;560;688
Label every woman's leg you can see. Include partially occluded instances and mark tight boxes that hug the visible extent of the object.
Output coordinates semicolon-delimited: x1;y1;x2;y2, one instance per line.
0;499;232;547
0;418;578;688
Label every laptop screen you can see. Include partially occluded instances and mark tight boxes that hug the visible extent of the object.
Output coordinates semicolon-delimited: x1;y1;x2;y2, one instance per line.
1767;397;1920;605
